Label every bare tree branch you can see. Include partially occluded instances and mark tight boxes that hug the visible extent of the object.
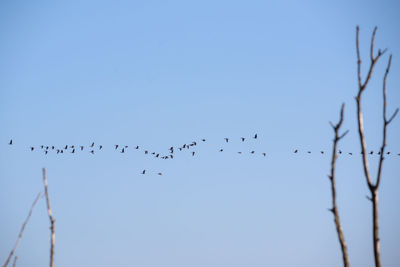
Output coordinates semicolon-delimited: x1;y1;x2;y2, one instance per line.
328;103;350;267
376;55;392;189
3;193;42;267
42;168;55;267
355;26;397;267
11;257;17;267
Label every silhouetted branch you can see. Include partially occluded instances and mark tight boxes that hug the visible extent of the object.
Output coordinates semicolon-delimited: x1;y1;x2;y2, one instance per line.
11;257;17;267
3;193;42;267
328;103;350;267
42;168;55;267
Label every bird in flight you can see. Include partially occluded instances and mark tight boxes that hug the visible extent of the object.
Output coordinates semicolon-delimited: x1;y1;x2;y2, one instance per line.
80;146;84;151
99;145;103;150
349;152;353;155
219;149;223;152
294;149;298;153
115;145;119;150
225;138;229;143
262;153;266;157
339;150;342;154
370;151;373;154
308;151;311;154
238;152;242;154
158;173;162;176
320;151;324;154
254;134;258;139
121;148;125;153
135;146;139;149
30;147;34;151
90;150;94;154
192;151;195;156
241;137;245;142
71;149;75;153
64;145;68;150
9;139;12;145
91;142;95;148
142;170;146;174
251;151;255;154
202;139;206;142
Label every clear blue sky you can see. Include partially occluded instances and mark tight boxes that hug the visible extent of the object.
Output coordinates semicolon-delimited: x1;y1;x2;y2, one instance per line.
1;1;399;266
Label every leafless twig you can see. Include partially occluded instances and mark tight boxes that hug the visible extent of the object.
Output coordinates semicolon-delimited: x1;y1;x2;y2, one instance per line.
355;26;397;267
11;257;17;267
3;193;42;267
42;168;55;267
328;103;350;267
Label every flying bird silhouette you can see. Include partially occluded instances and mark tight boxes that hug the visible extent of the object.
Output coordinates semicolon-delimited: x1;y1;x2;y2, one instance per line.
64;145;68;150
192;151;195;156
80;146;84;151
225;138;229;143
99;145;103;150
91;142;95;147
219;149;223;152
294;149;298;153
254;134;258;139
30;147;34;151
9;139;12;145
251;151;255;154
135;146;139;149
158;173;162;175
142;170;146;174
71;149;75;153
121;148;125;153
241;137;245;142
90;150;94;154
115;145;119;150
262;153;266;156
202;139;206;142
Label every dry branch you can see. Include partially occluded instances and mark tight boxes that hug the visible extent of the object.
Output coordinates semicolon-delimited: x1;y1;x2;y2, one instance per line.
42;168;55;267
3;192;42;267
355;26;397;267
328;103;350;267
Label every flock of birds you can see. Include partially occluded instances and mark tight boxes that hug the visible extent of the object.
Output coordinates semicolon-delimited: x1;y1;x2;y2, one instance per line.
6;135;400;175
